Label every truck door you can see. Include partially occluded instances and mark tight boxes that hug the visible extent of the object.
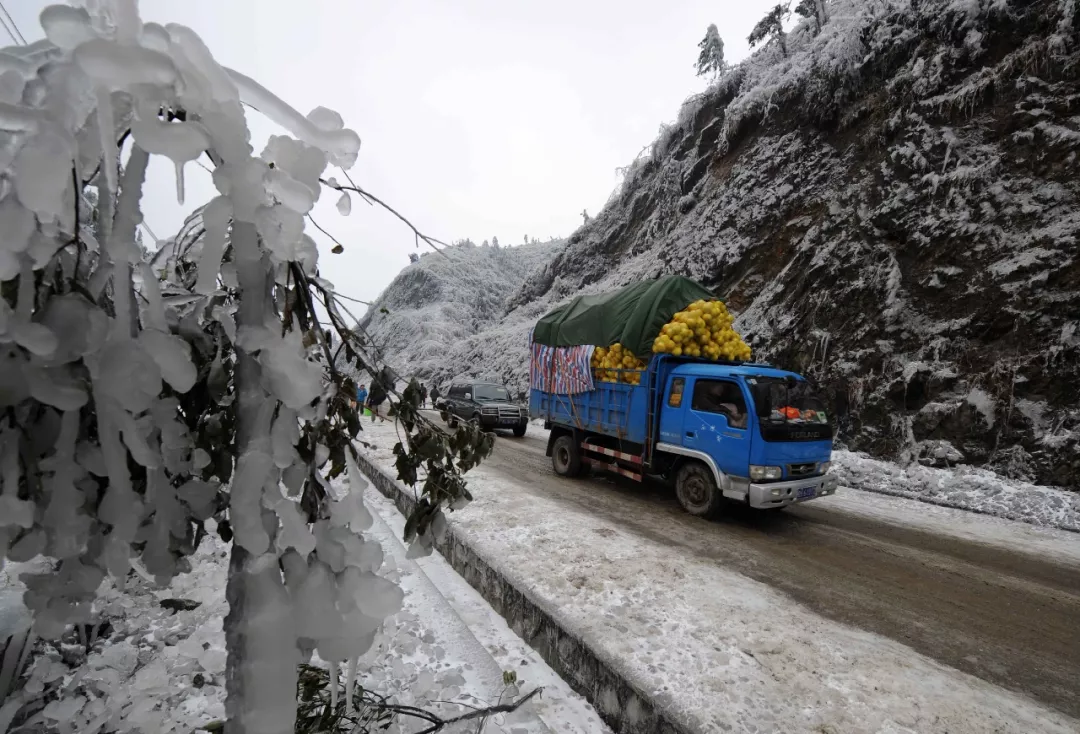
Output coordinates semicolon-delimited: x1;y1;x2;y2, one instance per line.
682;378;752;480
657;376;686;445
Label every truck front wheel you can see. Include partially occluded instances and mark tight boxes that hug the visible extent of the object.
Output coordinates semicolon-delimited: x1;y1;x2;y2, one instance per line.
675;462;724;519
551;435;582;478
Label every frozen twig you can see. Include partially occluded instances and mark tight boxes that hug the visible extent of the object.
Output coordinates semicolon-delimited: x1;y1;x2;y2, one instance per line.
318;178;451;259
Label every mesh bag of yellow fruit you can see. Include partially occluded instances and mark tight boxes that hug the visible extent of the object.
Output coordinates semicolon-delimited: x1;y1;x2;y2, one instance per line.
590;344;646;385
652;299;751;362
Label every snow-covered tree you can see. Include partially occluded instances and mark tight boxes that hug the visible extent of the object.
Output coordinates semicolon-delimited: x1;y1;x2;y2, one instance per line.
749;4;789;57
0;3;506;732
695;23;726;80
492;235;500;249
794;0;828;35
581;209;591;224
409;252;420;263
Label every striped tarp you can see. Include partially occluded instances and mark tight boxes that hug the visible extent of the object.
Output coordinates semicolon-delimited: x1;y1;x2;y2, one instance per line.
530;342;595;395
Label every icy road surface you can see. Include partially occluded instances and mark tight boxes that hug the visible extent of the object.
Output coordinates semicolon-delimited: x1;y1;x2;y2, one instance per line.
359;414;1080;732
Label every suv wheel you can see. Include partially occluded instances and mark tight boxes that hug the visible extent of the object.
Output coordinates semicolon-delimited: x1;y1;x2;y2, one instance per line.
512;425;526;438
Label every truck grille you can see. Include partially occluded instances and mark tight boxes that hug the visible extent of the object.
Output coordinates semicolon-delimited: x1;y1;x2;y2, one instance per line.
787;462;818;478
498;407;521;419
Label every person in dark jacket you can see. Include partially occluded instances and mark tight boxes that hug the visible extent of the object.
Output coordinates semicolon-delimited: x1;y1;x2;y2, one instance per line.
430;385;442;410
419;383;428;408
366;367;394;421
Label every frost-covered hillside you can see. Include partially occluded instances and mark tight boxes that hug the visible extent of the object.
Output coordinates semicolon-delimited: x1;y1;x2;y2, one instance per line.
359;241;557;383
410;0;1080;488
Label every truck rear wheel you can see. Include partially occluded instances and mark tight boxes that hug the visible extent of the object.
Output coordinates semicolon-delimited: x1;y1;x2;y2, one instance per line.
551;435;582;478
675;462;724;519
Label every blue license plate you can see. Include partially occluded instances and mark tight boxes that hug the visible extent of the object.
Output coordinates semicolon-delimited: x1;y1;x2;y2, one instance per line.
797;486;817;499
500;419;518;426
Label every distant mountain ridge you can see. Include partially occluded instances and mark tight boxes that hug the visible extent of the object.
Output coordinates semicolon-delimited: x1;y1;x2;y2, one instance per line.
358;241;558;387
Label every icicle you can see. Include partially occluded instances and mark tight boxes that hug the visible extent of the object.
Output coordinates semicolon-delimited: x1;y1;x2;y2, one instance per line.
328;660;339;710
194;196;231;295
137;262;167;332
109;146;150;340
174;160;185;205
344;658;357;714
96;87;117;194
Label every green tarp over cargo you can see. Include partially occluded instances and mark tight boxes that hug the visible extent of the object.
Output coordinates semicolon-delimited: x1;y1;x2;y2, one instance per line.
532;276;716;357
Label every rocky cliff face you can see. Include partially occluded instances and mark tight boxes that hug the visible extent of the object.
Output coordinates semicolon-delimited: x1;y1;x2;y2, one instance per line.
505;0;1079;487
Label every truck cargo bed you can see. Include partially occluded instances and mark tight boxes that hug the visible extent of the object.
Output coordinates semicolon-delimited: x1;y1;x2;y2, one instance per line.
531;372;649;445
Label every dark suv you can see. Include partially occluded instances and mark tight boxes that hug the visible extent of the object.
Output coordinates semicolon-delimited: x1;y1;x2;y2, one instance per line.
443;382;528;437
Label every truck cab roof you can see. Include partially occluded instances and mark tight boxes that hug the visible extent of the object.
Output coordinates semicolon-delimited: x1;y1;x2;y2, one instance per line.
667;360;804;382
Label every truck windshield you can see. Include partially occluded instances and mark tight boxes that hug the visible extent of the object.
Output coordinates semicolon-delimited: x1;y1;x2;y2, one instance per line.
747;376;832;441
473;385;511;402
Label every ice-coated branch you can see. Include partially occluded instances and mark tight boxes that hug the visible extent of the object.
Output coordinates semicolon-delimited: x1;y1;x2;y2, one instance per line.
413;686;543;733
319;178;452;259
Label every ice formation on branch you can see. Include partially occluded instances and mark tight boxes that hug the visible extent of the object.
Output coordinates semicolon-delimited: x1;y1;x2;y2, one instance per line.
0;2;437;732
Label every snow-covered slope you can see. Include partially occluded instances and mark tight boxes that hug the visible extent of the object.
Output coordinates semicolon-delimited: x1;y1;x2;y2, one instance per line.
358;241;557;385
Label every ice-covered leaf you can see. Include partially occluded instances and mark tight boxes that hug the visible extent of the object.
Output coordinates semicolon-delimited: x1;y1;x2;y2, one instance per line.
306;106;344;132
95;340;161;413
259;335;322;410
23;363;89;411
73;38;178;90
0;194;35;255
138;330;196;393
271;406;300;469
40;5;94;49
176;480;217;521
338;567;403;619
336;191;351;216
274;499;316;556
38;293;100;364
0;496;34;529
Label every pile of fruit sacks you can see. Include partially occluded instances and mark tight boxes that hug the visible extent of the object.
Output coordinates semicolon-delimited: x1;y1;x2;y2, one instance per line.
652;299;751;361
591;344;645;385
591;300;751;385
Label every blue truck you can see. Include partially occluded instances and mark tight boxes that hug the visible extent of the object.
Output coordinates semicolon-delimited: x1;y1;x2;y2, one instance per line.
530;355;837;518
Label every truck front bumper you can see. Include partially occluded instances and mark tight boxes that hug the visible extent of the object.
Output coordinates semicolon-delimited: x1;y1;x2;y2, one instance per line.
747;473;838;509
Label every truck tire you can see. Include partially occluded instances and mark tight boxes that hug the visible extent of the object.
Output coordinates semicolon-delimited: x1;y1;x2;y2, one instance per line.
675;462;724;519
512;425;527;438
551;435;582;478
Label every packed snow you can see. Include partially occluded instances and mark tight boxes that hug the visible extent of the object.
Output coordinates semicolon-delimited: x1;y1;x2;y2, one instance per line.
356;419;1079;734
0;490;604;734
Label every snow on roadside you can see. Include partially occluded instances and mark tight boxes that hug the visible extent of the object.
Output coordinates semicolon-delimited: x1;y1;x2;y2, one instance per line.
819;486;1080;568
364;488;609;734
1;482;599;733
833;449;1080;532
357;419;1079;734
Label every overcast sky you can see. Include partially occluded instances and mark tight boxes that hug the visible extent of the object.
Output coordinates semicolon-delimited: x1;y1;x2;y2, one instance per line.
11;0;775;307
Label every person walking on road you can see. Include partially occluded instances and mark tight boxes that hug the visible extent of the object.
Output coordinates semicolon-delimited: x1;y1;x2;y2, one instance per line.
355;383;368;412
430;385;441;410
366;367;394;422
420;383;429;408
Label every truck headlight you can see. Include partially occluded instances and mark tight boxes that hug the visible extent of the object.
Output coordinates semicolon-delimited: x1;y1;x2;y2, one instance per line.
749;465;782;481
819;461;831;474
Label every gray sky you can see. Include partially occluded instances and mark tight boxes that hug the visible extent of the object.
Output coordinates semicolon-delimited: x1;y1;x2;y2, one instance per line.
12;1;775;306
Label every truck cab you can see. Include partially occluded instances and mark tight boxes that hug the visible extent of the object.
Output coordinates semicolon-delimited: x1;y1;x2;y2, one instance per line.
654;363;836;515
